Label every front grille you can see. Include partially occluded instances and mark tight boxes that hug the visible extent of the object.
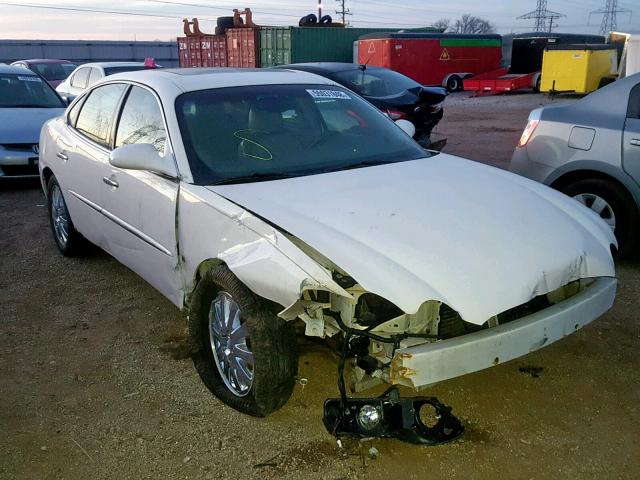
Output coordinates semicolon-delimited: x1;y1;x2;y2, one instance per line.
1;143;37;152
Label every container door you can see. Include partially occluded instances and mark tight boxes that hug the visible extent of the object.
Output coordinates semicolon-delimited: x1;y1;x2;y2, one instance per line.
623;82;640;183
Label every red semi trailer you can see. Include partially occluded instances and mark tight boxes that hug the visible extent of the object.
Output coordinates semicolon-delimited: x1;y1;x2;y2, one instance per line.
357;33;502;91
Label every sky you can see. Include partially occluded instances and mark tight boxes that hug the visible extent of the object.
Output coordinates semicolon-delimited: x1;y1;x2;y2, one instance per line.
0;0;638;41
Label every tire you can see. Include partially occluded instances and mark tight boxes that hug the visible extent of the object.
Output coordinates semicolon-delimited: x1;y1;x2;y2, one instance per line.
446;75;462;92
46;175;86;256
320;14;332;24
532;74;541;93
216;16;235;27
560;178;639;258
189;265;298;416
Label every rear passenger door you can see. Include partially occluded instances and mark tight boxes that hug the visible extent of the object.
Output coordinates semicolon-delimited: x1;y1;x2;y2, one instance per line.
100;85;182;304
623;82;640;183
60;83;128;249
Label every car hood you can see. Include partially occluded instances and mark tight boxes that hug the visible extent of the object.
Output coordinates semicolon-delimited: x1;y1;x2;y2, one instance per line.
208;154;616;325
0;108;66;144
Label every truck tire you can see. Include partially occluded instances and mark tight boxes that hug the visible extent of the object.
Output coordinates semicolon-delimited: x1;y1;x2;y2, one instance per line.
320;15;332;24
560;178;639;258
189;265;298;416
46;175;87;256
446;75;462;92
216;16;235;27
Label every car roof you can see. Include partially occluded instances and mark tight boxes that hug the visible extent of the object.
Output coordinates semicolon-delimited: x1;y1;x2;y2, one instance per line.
106;67;338;93
76;62;148;69
0;65;39;75
12;59;76;65
276;62;391;75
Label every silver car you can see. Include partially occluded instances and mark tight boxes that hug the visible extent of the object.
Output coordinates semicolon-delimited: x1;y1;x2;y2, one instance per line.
511;73;640;257
0;65;66;178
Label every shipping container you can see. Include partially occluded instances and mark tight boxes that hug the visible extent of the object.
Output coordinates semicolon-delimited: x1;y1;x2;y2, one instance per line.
357;33;502;88
187;36;202;67
259;27;431;67
510;33;605;74
627;35;640;76
201;35;227;67
226;28;259;68
178;37;189;67
540;45;618;93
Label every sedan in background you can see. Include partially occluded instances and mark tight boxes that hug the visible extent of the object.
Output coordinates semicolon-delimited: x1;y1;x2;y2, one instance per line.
56;60;160;102
0;65;66;178
276;63;447;147
10;59;77;88
39;69;616;421
511;72;640;257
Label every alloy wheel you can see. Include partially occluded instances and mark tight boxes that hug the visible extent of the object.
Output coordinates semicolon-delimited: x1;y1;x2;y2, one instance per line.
50;184;70;246
573;193;616;231
208;292;254;397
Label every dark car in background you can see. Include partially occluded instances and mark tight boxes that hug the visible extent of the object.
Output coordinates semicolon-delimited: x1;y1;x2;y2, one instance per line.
276;62;447;147
10;59;77;89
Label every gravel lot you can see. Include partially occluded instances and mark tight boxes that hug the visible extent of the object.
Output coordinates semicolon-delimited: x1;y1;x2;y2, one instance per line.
1;92;639;479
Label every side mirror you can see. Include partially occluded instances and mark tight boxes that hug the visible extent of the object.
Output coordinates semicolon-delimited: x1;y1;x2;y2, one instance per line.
109;143;177;178
395;119;416;138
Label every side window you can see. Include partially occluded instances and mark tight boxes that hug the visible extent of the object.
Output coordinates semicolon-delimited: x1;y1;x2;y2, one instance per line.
70;68;89;89
87;68;102;87
115;86;167;153
75;84;127;147
627;83;640;120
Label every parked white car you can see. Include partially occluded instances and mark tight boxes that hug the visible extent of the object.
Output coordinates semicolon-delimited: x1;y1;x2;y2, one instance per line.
39;69;617;418
55;61;159;102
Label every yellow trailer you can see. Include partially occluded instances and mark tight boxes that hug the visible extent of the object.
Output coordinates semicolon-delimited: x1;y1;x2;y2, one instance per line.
540;44;618;94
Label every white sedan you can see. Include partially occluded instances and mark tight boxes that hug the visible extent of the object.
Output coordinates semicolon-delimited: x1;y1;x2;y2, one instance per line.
39;68;617;417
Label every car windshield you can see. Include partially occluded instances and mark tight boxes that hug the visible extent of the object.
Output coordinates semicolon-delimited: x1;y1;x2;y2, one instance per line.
104;66;156;76
0;73;65;108
175;84;428;185
333;68;421;97
31;63;77;81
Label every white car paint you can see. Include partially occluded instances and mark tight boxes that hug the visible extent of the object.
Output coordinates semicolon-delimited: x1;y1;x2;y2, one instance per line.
55;62;153;100
39;68;617;393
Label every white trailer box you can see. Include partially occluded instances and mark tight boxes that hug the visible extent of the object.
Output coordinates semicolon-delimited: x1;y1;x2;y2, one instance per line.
627;35;640;76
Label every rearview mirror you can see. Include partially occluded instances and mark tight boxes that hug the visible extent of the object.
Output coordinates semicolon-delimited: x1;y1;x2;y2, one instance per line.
395;119;416;138
109;143;177;178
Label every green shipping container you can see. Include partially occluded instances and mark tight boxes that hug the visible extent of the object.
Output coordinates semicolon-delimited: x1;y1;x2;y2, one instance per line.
260;27;440;67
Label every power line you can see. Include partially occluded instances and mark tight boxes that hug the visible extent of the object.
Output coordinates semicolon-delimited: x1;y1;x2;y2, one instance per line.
0;1;208;19
517;0;565;32
589;0;632;35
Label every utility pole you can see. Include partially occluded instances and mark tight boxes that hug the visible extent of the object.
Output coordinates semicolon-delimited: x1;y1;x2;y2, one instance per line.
335;0;352;25
589;0;632;35
517;0;565;32
318;0;322;20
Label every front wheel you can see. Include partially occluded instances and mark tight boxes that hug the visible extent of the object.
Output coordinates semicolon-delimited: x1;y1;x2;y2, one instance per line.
189;265;298;416
561;178;639;258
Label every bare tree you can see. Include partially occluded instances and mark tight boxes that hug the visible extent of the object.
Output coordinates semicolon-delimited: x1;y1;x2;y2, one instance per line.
449;14;496;34
433;18;451;32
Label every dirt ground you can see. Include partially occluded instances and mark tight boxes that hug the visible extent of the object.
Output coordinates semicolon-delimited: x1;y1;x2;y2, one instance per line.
2;92;639;480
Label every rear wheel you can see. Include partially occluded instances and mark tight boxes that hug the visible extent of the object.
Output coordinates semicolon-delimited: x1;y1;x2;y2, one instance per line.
189;265;298;416
560;178;639;258
46;175;86;256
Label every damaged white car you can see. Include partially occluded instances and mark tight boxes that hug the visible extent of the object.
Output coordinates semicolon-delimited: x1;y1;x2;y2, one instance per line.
39;69;617;429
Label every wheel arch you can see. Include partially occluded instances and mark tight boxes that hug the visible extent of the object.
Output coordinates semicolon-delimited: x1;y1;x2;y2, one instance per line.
546;163;640;210
41;166;54;196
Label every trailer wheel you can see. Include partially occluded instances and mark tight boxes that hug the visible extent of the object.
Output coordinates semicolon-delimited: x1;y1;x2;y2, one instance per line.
446;75;462;92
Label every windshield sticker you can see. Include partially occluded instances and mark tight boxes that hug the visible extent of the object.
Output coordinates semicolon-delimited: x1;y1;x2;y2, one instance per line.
18;76;42;82
306;89;351;100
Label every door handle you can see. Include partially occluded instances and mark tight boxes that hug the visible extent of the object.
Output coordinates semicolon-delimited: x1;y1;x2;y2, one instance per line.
631;139;640;147
102;176;119;188
56;151;68;161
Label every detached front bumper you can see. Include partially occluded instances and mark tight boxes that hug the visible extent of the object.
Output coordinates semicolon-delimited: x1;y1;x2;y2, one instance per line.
391;277;617;389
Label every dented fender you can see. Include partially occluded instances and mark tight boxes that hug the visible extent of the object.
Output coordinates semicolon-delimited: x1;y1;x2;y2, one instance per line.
178;185;350;314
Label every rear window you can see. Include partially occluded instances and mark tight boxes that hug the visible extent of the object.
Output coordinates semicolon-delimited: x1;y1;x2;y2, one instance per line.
333;68;421;97
31;63;77;81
